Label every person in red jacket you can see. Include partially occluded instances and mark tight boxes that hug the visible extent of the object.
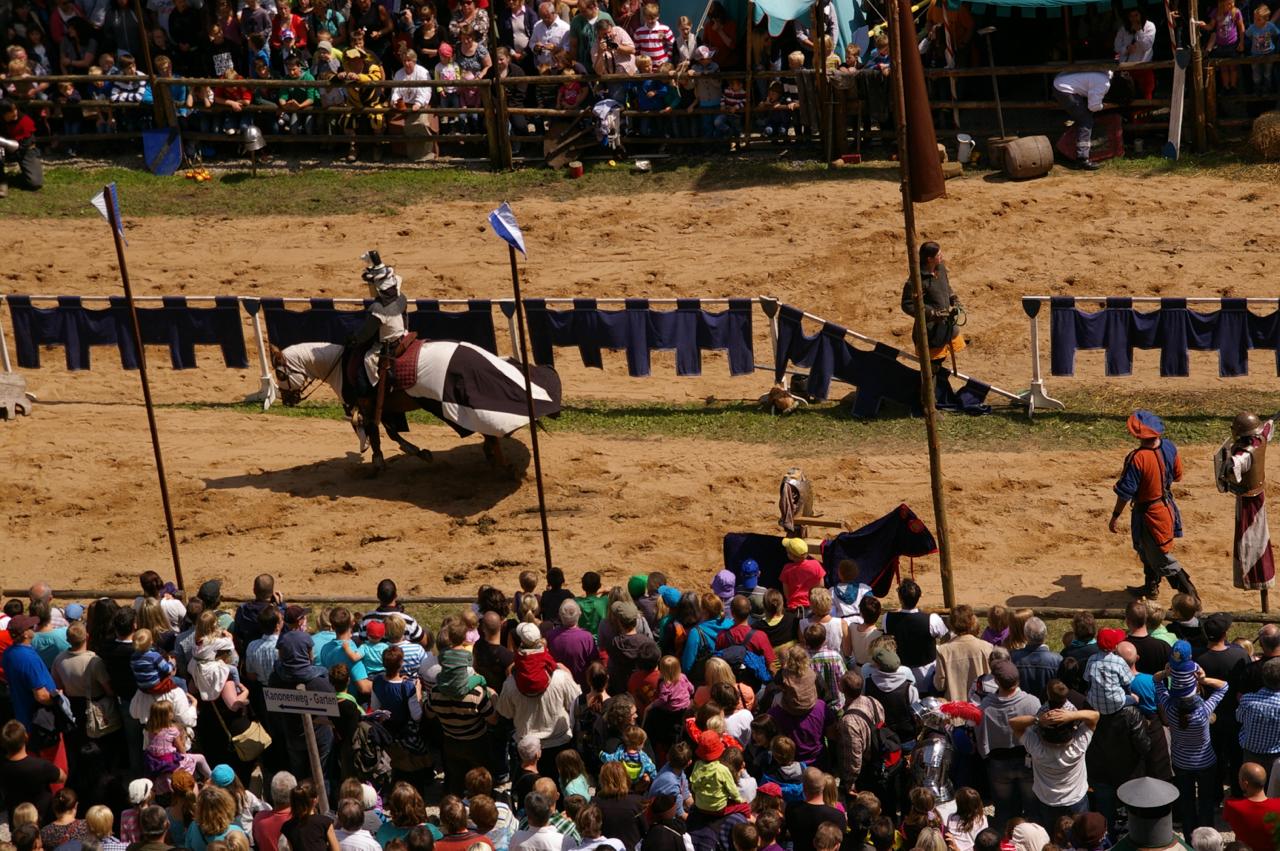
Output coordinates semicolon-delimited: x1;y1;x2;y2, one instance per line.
0;99;43;196
1223;762;1280;851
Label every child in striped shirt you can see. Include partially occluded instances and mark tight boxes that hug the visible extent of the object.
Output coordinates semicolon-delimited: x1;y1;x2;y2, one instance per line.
634;4;675;68
715;77;746;146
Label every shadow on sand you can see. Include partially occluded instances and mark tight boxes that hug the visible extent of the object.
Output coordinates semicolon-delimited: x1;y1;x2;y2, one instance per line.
202;437;532;516
1005;573;1138;611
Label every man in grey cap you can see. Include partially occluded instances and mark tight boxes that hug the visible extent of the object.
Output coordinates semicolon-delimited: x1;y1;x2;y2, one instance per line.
978;660;1042;830
1110;777;1187;850
605;600;659;694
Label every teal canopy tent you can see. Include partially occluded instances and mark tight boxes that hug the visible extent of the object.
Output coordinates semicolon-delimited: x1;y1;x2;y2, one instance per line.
658;0;866;58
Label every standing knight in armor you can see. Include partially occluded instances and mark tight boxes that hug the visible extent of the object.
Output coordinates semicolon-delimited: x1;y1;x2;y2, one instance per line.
909;699;955;809
349;250;408;399
1215;412;1277;593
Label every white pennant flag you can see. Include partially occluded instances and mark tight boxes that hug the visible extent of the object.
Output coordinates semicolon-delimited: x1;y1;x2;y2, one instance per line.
90;183;127;245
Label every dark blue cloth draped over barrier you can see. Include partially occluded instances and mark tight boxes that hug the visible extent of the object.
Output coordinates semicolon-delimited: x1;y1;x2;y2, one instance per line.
1048;296;1274;378
508;298;755;377
5;295;247;371
246;297;501;353
772;304;992;417
821;504;939;597
722;532;789;592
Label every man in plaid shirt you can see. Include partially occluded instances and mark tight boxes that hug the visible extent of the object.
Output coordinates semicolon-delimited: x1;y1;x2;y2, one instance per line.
1084;628;1137;715
1237;658;1280;768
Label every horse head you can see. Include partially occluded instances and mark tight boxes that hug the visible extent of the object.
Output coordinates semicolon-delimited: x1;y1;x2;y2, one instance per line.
268;343;305;407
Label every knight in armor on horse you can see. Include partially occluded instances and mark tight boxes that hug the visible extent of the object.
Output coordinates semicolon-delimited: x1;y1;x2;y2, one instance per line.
1215;412;1277;594
347;250;408;405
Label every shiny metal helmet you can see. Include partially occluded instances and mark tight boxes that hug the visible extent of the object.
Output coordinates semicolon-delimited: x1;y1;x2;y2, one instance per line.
241;124;266;152
911;698;950;733
1233;412;1263;438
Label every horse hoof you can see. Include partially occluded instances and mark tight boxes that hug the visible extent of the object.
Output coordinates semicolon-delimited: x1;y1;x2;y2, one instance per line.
416;448;434;463
372;455;387;475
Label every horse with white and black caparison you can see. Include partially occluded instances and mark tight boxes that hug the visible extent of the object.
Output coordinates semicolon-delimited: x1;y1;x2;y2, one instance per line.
269;337;562;473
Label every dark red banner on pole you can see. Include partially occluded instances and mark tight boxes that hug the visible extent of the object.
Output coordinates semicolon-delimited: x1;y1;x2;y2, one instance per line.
895;0;946;203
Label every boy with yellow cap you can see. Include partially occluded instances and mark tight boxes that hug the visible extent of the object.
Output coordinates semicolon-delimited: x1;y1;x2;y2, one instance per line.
780;537;824;615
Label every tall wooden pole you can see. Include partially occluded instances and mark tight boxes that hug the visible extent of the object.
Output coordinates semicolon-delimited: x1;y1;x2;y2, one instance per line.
886;0;956;614
507;246;554;577
104;187;185;594
1188;0;1207;151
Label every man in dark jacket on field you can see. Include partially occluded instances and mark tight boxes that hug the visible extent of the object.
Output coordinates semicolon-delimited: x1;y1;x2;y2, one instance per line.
900;241;964;368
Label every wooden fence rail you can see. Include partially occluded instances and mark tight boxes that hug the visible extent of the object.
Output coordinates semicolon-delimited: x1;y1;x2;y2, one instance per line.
12;52;1277;169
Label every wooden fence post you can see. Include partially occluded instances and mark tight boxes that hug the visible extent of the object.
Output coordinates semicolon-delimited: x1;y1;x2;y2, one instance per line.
494;76;515;170
481;82;502;169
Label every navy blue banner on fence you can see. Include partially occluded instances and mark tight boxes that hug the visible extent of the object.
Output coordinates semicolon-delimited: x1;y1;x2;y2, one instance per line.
250;297;371;348
407;299;498;353
249;297;500;353
511;297;755;377
1048;296;1273;378
5;294;247;371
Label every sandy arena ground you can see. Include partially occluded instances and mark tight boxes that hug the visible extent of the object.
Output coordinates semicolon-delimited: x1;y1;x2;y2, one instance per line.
3;169;1279;613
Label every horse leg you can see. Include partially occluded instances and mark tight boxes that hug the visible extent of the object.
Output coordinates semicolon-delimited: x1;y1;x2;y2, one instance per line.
358;399;386;474
386;419;433;463
483;435;518;479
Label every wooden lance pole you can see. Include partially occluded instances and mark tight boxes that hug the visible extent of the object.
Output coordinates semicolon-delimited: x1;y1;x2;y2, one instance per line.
506;246;554;577
103;187;185;594
885;0;956;614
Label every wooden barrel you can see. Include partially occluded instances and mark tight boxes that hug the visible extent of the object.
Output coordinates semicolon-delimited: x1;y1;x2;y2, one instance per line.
1003;135;1055;179
986;135;1018;169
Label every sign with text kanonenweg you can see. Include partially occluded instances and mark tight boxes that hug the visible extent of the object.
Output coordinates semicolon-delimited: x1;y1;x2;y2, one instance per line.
262;687;339;717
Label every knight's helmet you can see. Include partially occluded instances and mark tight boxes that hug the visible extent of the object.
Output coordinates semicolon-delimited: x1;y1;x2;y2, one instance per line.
361;250;401;296
241;124;266;152
909;698;955;803
1233;412;1263;439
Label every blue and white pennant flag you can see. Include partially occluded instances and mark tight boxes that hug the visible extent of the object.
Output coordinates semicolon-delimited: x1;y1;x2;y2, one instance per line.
90;183;127;246
488;202;526;257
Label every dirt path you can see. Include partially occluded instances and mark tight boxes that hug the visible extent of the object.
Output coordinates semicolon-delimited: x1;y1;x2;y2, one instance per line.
3;169;1278;612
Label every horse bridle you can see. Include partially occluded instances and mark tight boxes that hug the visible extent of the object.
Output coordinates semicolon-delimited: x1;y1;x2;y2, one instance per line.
273;352;341;406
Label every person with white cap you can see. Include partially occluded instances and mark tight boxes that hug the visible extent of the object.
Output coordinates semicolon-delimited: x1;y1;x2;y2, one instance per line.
120;779;155;845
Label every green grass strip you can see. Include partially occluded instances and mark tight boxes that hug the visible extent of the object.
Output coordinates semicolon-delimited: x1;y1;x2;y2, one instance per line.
169;384;1280;451
6;150;1276;219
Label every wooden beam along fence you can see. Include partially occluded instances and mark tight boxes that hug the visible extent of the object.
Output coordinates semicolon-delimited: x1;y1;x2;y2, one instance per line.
15;55;1274;170
6;588;1271;622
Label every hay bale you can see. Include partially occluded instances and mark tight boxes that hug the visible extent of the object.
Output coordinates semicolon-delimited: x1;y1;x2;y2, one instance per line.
1250;111;1280;160
937;143;949;163
942;161;963;179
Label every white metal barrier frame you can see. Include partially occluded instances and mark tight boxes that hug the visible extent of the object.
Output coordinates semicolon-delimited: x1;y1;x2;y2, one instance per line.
0;293;1026;412
1021;295;1280;418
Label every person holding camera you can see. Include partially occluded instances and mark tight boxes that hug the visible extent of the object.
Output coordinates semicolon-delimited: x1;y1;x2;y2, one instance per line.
0;100;42;197
592;17;636;100
899;240;963;369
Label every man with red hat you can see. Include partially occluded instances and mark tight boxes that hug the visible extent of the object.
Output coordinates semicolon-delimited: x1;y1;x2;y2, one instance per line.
1109;410;1197;600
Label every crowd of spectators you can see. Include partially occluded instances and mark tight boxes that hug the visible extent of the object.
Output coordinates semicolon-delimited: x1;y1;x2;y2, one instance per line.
0;0;862;162
1;559;1279;851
